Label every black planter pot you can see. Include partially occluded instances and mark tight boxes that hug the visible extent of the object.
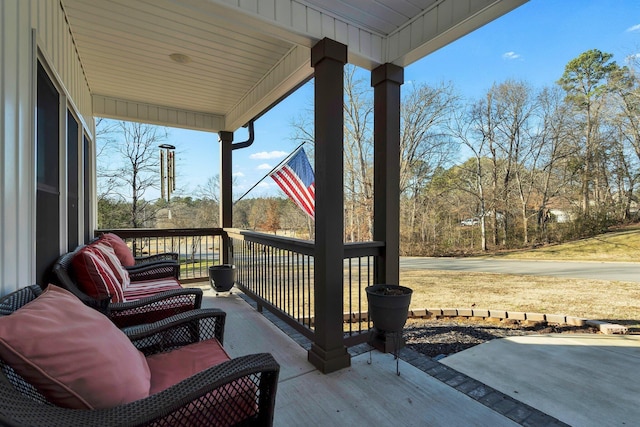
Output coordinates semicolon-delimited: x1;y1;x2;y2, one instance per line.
209;264;236;292
365;284;413;332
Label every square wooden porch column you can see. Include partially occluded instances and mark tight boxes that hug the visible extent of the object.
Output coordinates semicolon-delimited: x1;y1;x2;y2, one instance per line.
371;63;404;353
219;130;233;264
307;38;351;373
372;63;403;285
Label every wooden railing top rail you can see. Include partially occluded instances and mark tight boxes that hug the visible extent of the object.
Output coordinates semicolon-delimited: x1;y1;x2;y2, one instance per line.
96;228;384;258
225;228;314;255
225;228;384;257
95;228;225;238
344;241;384;257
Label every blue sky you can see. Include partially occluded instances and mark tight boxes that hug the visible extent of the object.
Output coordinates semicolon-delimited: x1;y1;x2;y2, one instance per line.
125;0;640;201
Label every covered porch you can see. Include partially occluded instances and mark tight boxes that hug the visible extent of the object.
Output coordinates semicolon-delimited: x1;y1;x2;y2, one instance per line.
1;0;530;374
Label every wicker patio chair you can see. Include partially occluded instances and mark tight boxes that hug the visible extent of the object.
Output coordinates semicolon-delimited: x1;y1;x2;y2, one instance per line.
52;248;203;327
0;285;280;427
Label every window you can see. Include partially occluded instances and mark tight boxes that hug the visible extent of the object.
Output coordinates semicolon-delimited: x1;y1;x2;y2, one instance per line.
36;61;61;285
68;110;79;251
83;134;92;242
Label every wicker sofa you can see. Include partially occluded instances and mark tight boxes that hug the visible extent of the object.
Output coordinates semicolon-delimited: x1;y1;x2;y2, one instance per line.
52;235;202;327
0;284;280;426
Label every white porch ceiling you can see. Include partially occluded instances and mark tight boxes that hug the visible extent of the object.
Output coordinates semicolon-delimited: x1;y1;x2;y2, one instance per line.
61;0;527;132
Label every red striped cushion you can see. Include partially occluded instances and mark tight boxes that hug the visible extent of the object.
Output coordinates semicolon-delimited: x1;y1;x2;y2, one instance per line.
99;233;135;267
122;278;182;302
71;247;125;303
91;242;131;290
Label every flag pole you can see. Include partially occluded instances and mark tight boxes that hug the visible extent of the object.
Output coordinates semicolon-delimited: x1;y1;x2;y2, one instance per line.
234;141;309;204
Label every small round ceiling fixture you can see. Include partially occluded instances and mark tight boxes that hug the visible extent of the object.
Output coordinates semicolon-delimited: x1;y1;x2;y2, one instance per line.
169;53;191;64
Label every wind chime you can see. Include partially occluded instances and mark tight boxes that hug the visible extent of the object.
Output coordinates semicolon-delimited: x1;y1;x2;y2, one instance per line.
159;143;176;218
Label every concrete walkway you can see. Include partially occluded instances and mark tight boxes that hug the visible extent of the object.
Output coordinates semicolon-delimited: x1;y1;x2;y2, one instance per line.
442;334;640;426
201;290;521;426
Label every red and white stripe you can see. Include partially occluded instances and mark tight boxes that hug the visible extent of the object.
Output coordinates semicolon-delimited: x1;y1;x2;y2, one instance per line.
271;165;315;218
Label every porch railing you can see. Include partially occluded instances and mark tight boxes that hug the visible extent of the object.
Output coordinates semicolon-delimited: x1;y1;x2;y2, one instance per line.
95;228;225;283
97;227;384;346
226;228;384;346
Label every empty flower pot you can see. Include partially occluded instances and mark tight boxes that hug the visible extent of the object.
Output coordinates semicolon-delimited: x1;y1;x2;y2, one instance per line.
365;284;413;332
209;264;236;292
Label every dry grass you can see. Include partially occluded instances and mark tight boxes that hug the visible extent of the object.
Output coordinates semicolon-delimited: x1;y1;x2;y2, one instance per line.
196;226;640;329
400;270;640;325
403;226;640;327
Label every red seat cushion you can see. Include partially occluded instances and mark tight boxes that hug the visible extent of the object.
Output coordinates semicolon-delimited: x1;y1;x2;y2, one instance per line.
71;246;125;302
100;233;136;267
123;277;182;302
146;339;231;395
146;339;258;425
0;285;150;409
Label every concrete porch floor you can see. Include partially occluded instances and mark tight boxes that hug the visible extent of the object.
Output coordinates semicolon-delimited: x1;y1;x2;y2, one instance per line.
200;287;640;426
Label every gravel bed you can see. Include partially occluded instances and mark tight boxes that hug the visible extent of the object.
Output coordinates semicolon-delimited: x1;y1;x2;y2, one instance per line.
404;317;598;359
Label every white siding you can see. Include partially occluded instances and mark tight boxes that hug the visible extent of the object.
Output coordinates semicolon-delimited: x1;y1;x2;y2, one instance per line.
92;96;224;132
213;0;386;69
0;0;93;295
1;1;36;295
225;44;311;131
33;0;92;131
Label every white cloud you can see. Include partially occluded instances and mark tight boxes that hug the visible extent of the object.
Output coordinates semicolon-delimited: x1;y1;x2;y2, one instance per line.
502;51;521;60
250;151;287;160
626;24;640;32
257;163;272;170
257;182;272;188
233;172;245;177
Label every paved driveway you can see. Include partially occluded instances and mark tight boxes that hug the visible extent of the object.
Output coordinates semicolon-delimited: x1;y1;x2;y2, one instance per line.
400;257;640;282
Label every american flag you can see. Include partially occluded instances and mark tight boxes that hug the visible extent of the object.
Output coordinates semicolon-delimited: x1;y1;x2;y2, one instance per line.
269;147;315;218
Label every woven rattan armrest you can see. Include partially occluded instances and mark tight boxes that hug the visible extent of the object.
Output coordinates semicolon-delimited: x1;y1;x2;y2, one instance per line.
109;288;202;313
135;252;179;264
126;261;180;280
124;308;226;352
107;288;203;328
0;353;280;427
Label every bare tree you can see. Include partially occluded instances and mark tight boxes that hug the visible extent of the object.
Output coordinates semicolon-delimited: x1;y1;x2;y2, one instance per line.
95;118;121;203
449;106;489;251
608;64;640;219
400;82;460;236
492;80;537;244
262;199;281;234
196;175;220;203
194;175;221;227
534;86;574;240
97;120;168;228
343;66;374;241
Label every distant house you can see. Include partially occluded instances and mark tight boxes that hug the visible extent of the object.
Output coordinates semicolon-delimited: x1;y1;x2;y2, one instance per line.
541;197;576;224
549;209;572;223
